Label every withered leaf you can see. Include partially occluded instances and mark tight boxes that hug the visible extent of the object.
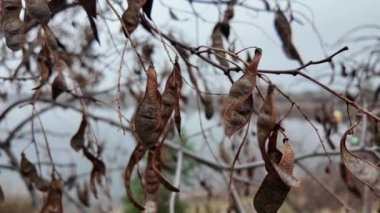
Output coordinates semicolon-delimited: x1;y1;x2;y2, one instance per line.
134;66;162;148
254;139;298;213
70;115;88;152
0;185;4;204
224;94;253;137
51;71;67;100
41;176;63;213
340;122;380;194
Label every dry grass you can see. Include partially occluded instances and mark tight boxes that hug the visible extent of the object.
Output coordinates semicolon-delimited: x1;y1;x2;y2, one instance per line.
0;196;38;213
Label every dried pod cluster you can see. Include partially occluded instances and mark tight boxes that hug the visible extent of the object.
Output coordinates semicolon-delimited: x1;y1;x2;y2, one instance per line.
125;63;182;211
274;9;303;65
1;0;25;51
224;48;262;137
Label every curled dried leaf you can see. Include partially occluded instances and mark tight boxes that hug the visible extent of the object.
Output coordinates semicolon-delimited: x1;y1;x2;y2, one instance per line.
134;66;162;148
224;94;253;137
41;176;63;213
70;115;87;152
340;122;380;194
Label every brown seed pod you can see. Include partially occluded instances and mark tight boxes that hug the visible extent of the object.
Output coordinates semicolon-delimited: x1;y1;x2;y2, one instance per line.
70;115;87;152
25;0;51;25
20;153;38;181
76;183;90;207
211;23;229;68
257;84;276;162
224;94;254;137
3;17;23;35
0;185;4;204
5;33;25;51
121;6;140;38
134;66;162;148
40;176;63;213
274;9;291;44
51;71;67;100
227;48;262;104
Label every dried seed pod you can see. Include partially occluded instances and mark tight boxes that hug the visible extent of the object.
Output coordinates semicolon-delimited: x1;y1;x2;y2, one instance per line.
41;176;63;213
70;115;87;152
254;139;298;213
161;61;182;130
340;122;380;194
274;9;291;44
20;153;38;181
257;84;276;161
134;66;162;148
227;49;262;104
5;33;25;51
121;6;140;38
224;94;254;137
34;176;50;192
124;145;146;210
51;71;67;100
25;0;51;25
76;183;90;207
3;17;23;35
211;23;229;68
